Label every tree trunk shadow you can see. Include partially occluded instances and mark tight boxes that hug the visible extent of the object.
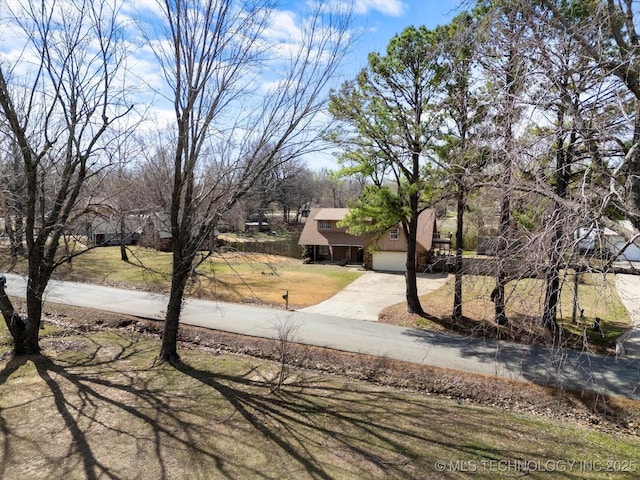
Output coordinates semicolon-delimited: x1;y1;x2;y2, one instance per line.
173;360;334;480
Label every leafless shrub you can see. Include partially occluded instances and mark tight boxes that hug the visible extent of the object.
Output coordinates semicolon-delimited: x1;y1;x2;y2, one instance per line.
270;314;302;394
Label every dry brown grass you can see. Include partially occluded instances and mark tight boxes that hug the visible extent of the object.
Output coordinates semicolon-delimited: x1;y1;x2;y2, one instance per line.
380;274;631;354
1;302;640;479
1;246;361;308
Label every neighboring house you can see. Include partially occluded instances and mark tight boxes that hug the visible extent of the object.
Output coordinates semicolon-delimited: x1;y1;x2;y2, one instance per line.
244;213;271;233
602;220;640;262
574;221;640;261
88;212;174;251
298;207;438;272
140;212;173;251
88;215;145;246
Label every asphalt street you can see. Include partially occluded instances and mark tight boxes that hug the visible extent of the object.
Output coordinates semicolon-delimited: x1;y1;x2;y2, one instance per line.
4;272;640;399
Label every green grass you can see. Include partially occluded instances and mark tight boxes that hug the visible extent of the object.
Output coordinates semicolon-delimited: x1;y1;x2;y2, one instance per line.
1;326;639;479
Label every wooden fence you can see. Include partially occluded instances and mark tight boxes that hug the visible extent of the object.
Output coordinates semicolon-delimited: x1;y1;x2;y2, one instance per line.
227;240;303;259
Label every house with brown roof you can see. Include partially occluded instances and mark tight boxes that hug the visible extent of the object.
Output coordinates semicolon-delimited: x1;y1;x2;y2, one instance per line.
298;207;438;272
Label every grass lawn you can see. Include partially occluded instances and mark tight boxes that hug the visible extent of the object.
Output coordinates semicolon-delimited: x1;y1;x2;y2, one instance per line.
381;274;631;353
1;317;640;479
0;246;361;308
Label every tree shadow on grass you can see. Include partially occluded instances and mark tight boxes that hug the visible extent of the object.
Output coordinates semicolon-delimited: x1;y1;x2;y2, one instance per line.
0;334;235;479
0;331;596;479
171;360;550;479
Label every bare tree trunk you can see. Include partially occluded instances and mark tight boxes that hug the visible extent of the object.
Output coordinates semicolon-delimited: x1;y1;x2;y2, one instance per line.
0;285;26;351
542;112;572;332
630;101;640;230
494;158;511;326
453;186;464;321
405;240;423;314
541;228;561;333
160;259;190;363
119;216;129;262
405;196;424;315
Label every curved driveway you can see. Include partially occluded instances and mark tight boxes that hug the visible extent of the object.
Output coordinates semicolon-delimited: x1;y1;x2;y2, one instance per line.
4;273;640;399
299;271;449;321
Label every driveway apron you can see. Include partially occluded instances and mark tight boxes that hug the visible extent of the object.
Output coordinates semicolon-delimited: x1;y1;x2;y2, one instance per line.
299;271;449;321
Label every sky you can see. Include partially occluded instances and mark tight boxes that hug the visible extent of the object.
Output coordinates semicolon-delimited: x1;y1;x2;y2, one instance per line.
337;0;461;74
127;0;464;170
290;0;463;169
0;0;463;171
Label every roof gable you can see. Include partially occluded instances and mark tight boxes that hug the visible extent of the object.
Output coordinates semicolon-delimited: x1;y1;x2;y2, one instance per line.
299;208;375;247
299;207;436;250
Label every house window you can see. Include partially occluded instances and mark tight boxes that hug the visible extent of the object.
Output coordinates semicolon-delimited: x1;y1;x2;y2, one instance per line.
318;220;332;230
318;245;329;256
390;228;399;240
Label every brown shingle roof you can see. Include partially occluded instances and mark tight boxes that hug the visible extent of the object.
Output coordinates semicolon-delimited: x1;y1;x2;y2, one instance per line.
299;208;375;246
299;207;436;249
313;208;350;221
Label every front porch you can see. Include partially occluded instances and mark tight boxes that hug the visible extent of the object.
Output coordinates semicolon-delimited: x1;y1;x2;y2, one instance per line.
306;245;364;264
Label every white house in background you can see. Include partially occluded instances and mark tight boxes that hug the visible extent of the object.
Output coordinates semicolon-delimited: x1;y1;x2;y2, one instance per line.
575;221;640;261
602;220;640;262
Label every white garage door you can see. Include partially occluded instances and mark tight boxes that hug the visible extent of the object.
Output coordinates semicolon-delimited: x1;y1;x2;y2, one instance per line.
372;251;407;272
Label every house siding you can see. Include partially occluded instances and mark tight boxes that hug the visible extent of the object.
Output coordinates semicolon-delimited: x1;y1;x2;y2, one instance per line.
299;207;435;269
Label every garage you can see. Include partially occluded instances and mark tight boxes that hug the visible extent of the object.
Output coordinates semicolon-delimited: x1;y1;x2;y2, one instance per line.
372;251;408;272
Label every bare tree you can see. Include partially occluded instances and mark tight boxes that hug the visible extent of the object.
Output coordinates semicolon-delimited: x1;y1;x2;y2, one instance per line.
311;168;365;209
0;137;26;261
477;1;532;325
535;0;640;232
0;0;134;355
266;158;311;224
88;132;148;262
270;314;301;393
143;0;353;362
435;12;488;321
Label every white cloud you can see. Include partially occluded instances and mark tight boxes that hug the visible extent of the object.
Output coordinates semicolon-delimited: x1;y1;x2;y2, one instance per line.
264;9;303;43
318;0;406;16
354;0;406;16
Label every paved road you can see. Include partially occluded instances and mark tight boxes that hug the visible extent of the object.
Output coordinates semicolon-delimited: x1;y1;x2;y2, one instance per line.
4;273;640;399
299;271;448;321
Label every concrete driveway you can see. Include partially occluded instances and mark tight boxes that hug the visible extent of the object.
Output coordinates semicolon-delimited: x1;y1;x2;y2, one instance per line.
299;271;449;321
615;274;640;356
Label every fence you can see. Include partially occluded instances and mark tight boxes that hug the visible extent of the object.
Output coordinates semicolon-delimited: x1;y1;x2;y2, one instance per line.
227;240;303;259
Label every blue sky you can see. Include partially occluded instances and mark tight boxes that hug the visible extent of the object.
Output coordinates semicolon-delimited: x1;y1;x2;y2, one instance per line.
129;0;464;169
301;0;463;169
0;0;463;170
343;0;462;69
